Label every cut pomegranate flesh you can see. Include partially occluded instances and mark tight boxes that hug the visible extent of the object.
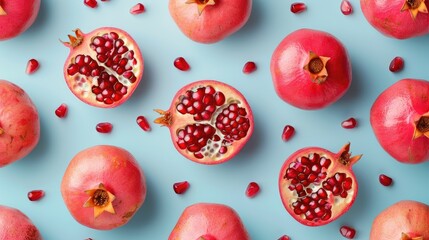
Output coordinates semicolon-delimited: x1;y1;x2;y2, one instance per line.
242;61;257;74
28;190;45;201
174;57;190;71
136;115;151;131
26;59;40;74
291;2;306;13
389;56;404;72
340;0;353;15
341;117;357;129
245;182;260;198
84;0;98;8
173;181;190;194
96;122;113;133
55;103;68;118
130;3;145;14
278;235;291;240
379;174;393;186
282;125;295;141
340;225;356;239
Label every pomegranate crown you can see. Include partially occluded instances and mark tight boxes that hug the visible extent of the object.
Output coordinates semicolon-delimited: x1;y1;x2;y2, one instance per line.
401;0;428;19
186;0;216;15
338;142;362;166
60;29;85;48
0;4;6;15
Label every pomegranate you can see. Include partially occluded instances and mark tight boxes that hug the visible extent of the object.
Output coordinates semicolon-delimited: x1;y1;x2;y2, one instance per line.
270;29;352;110
291;2;307;14
61;145;146;230
168;0;252;44
370;78;429;164
169;203;250;240
0;205;43;239
370;200;429;240
62;27;144;108
278;143;361;226
360;0;429;39
154;80;254;165
0;0;41;40
0;80;40;167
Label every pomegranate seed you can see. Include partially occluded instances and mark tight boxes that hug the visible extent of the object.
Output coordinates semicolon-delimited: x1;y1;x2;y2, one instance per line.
341;117;357;129
84;0;98;8
173;181;190;194
389;56;404;72
136;115;151;131
291;2;306;14
278;235;291;240
245;182;260;198
282;125;295;141
341;0;353;15
379;174;393;186
340;225;356;239
26;59;39;74
28;190;45;201
174;57;190;71
242;61;257;74
130;3;145;14
55;103;68;118
96;122;113;133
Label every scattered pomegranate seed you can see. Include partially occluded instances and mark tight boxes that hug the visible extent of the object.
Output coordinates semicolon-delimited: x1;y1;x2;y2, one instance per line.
173;181;190;194
242;61;257;74
136;115;151;131
245;182;260;198
28;190;45;201
84;0;98;8
282;125;295;141
291;2;307;14
26;59;39;74
130;3;145;14
174;57;190;71
340;225;356;239
96;122;113;133
379;174;393;186
341;0;353;15
278;235;291;240
389;56;404;72
341;117;357;129
55;103;68;118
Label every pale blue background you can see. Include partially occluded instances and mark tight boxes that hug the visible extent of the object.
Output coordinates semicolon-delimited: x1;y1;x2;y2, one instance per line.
0;1;428;239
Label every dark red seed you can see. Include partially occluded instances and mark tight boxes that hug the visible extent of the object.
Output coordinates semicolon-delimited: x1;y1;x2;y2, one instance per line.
96;122;113;133
341;117;357;129
84;0;98;8
278;235;291;240
28;190;45;201
341;0;353;15
174;57;190;71
136;115;151;131
242;61;257;74
55;104;68;118
282;125;295;141
340;226;356;239
130;3;145;14
389;56;404;72
245;182;260;198
26;59;40;74
173;181;190;194
291;2;306;13
379;174;393;186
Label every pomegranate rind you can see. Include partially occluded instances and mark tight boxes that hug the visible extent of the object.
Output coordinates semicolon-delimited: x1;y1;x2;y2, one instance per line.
0;0;41;40
0;205;43;239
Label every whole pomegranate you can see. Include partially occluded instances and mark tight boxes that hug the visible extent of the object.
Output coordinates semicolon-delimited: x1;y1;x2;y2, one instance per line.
278;143;361;226
168;0;252;43
370;78;429;164
270;28;352;110
0;205;43;240
61;145;146;230
370;200;429;240
0;0;40;40
154;80;254;165
62;27;144;108
169;203;250;240
360;0;429;39
0;80;40;167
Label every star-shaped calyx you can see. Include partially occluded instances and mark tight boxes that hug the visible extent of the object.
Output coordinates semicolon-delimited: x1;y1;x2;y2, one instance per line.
186;0;215;15
413;114;429;139
303;51;331;83
0;4;6;15
83;183;116;218
401;232;423;240
401;0;428;19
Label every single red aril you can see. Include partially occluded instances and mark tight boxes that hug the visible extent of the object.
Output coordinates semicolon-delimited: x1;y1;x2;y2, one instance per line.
26;59;39;74
130;3;145;14
278;235;291;240
96;122;113;133
154;80;254;165
245;182;260;198
137;115;151;131
55;103;68;118
389;56;404;72
282;125;295;141
0;0;41;41
173;181;190;194
379;174;393;186
84;0;98;8
62;27;144;108
341;0;353;15
341;117;357;129
242;61;257;74
0;205;43;239
370;78;429;164
291;2;307;14
340;225;356;239
28;190;45;201
279;143;361;226
174;57;190;71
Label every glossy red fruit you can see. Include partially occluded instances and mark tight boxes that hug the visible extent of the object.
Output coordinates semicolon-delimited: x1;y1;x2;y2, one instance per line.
291;2;307;14
282;125;295;141
0;0;41;40
136;115;151;131
279;143;361;226
62;27;144;108
370;78;429;164
389;56;404;72
173;181;190;194
154;80;254;165
55;103;68;118
61;145;146;230
26;59;39;74
28;190;45;201
130;3;145;14
278;235;291;240
271;29;352;110
242;61;257;74
96;122;113;133
0;205;43;239
340;225;356;239
168;0;252;43
245;182;260;198
341;0;353;15
341;117;357;129
174;57;190;71
84;0;97;8
378;174;393;186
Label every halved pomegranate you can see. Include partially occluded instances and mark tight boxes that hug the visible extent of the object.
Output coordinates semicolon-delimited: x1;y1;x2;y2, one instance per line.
62;27;144;108
154;80;254;165
279;143;361;226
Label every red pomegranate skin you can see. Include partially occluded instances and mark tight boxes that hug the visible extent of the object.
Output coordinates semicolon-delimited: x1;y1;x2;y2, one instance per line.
370;79;429;164
0;0;41;40
270;28;352;110
370;200;429;240
169;203;250;240
168;0;252;43
360;0;429;39
0;80;40;167
61;145;146;230
0;205;43;240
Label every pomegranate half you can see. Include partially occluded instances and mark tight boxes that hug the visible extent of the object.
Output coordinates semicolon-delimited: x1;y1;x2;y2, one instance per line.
0;0;41;40
62;27;144;108
279;143;361;226
270;28;352;110
370;78;429;164
154;80;254;165
0;80;40;167
61;145;147;230
0;205;43;239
